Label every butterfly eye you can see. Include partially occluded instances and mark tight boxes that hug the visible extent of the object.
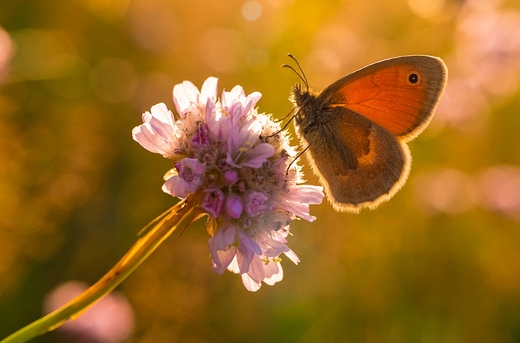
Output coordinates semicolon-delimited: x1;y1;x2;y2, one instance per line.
408;72;419;84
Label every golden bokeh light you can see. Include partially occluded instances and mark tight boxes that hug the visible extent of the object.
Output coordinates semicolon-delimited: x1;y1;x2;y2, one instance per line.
1;0;520;342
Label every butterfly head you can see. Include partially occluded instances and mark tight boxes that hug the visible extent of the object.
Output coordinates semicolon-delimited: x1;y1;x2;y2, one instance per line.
288;83;318;126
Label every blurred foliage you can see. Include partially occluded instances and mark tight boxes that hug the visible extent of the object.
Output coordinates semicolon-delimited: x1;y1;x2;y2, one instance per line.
1;0;520;342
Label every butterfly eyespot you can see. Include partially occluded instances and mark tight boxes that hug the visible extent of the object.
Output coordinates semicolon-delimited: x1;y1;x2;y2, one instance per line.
408;72;419;84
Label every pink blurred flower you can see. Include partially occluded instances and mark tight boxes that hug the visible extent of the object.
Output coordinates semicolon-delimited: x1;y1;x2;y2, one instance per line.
434;0;520;132
43;281;134;343
0;27;13;82
478;165;520;222
133;77;324;291
456;1;520;97
413;168;477;215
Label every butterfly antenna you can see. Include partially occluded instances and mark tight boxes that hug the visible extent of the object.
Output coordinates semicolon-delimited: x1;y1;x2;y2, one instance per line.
263;54;308;142
282;53;309;91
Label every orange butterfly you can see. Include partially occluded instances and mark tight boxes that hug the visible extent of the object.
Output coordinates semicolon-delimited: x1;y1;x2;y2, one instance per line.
288;55;448;212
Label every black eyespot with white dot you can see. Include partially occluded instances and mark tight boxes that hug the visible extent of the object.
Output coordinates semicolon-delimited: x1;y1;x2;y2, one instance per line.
408;72;419;84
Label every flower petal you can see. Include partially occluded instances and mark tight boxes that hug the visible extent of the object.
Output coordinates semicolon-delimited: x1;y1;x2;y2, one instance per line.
262;261;284;286
279;185;325;222
211;246;237;275
240;143;275;168
209;223;236;251
173;80;200;116
221;85;245;111
236;231;262;274
241;273;262;292
247;255;266;283
162;175;189;198
284;249;300;265
227;255;240;274
132;103;178;158
200;77;218;105
209;223;238;274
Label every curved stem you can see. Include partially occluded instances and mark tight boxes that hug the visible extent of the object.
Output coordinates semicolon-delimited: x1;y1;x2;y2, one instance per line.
1;199;195;343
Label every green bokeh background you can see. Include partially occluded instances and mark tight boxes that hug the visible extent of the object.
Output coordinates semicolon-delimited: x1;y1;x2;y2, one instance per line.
1;0;520;342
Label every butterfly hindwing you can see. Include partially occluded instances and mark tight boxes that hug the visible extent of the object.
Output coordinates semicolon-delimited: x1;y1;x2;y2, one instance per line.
303;106;409;212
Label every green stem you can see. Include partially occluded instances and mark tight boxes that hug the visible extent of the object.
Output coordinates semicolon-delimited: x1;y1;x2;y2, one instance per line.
1;199;195;343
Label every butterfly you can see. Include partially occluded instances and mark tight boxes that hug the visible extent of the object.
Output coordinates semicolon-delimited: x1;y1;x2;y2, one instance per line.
287;54;448;213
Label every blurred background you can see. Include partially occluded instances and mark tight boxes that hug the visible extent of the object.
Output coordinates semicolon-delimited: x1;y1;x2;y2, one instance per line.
1;0;520;342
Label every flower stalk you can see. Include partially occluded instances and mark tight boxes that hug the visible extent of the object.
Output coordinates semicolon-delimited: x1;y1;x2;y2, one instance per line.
1;199;195;343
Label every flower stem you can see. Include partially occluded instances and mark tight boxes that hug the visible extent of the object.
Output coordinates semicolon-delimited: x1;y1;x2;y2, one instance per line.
1;199;195;343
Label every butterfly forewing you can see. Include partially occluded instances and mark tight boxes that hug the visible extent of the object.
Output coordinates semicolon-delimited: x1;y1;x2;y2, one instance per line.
319;56;447;139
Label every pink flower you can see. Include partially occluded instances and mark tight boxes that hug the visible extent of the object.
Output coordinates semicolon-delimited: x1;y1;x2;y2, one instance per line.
133;77;324;291
162;158;206;198
201;188;225;218
226;194;243;218
243;190;270;216
43;281;134;343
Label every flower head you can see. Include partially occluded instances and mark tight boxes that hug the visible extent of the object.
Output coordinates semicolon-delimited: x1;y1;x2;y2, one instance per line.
133;77;324;291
